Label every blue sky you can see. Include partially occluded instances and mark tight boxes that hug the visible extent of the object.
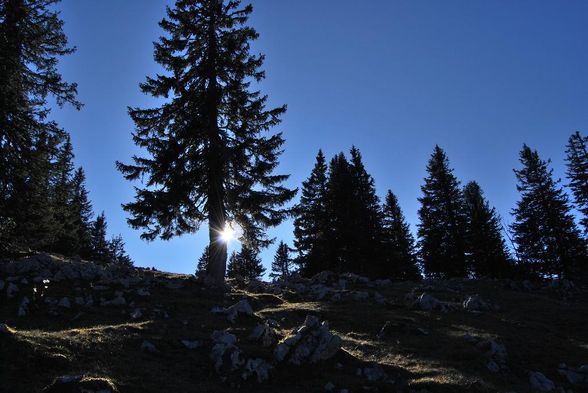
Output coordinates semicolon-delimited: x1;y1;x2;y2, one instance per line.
50;0;588;275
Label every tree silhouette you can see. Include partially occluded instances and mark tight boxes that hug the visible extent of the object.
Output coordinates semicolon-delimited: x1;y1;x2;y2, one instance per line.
417;146;467;278
381;190;421;280
462;181;512;278
511;145;586;278
226;245;265;280
117;0;295;285
565;131;588;236
270;241;293;281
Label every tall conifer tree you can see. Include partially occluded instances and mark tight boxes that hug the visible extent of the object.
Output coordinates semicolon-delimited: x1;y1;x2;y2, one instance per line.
381;190;420;280
50;136;77;254
90;212;110;264
511;145;586;277
0;0;80;250
417;146;467;278
270;241;293;281
293;150;328;274
117;0;295;284
71;168;94;259
565;131;588;236
462;181;512;277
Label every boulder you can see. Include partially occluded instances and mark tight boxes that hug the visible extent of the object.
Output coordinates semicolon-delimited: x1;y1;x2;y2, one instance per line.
181;340;201;349
358;365;389;382
249;321;278;347
0;323;10;334
130;309;143;320
412;293;446;312
223;299;254;324
558;364;588;387
6;282;19;298
210;330;243;372
242;358;272;383
529;371;555;392
141;340;158;353
463;295;494;312
18;296;30;317
274;315;341;365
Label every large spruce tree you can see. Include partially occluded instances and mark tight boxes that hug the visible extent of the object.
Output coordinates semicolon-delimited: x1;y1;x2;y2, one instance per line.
381;190;421;280
462;181;512;278
117;0;295;284
293;150;329;275
71;168;94;259
565;131;588;236
417;146;467;278
511;145;586;278
0;0;80;251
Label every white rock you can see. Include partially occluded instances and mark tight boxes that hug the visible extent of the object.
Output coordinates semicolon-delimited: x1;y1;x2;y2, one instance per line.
529;371;555;391
243;358;272;382
463;295;493;312
414;293;444;311
130;309;142;320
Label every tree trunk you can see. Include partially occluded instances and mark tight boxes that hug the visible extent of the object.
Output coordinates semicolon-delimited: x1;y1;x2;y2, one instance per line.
204;2;227;286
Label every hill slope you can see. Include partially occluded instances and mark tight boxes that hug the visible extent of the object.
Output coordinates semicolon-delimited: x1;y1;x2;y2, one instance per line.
1;254;587;392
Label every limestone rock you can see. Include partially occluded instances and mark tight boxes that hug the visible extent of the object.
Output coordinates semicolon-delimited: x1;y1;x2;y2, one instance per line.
412;293;446;312
249;321;278;347
242;358;272;383
359;365;389;382
6;282;19;298
41;375;117;393
463;295;494;312
210;330;243;372
141;340;158;353
130;309;143;320
181;340;201;349
18;296;30;317
529;371;555;392
558;364;588;387
58;297;71;309
0;323;10;334
274;315;341;365
223;299;254;324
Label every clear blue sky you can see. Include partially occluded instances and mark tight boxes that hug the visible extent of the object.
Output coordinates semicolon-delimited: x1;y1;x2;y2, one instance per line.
50;0;588;275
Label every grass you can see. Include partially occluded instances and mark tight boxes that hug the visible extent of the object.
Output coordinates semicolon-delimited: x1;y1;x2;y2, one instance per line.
1;269;587;392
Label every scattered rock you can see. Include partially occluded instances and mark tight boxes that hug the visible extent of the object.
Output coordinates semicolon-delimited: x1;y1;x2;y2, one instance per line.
274;315;341;365
41;375;118;393
136;288;150;297
130;308;143;320
529;371;555;392
210;330;243;372
249;321;278;347
324;381;336;391
242;358;272;382
0;323;10;334
358;365;389;382
58;297;71;309
181;340;201;349
558;363;588;387
373;292;386;305
223;299;254;324
101;292;126;306
7;282;19;298
463;295;494;312
18;296;30;317
411;293;446;312
141;340;158;353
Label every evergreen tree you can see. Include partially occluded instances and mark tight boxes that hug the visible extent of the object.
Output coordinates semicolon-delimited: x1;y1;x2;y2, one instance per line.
381;190;421;280
117;0;295;285
0;0;80;250
324;153;355;273
511;145;586;278
71;168;94;259
417;146;467;278
49;136;77;254
462;181;512;278
196;245;210;275
293;150;328;275
347;146;382;276
270;241;293;281
108;235;133;266
226;245;265;280
90;212;110;263
565;131;588;236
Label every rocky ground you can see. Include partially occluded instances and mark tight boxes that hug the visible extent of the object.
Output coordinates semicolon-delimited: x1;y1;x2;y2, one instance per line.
1;254;587;393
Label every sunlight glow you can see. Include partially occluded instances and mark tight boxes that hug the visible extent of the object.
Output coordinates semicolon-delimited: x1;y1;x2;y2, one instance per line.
219;222;240;244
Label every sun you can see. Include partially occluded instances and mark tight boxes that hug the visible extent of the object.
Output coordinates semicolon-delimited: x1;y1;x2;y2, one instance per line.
219;223;236;243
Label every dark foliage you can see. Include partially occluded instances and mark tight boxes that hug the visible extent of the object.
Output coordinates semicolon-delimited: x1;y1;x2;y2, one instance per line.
417;146;467;278
226;245;265;280
270;240;293;281
565;131;588;236
117;0;295;283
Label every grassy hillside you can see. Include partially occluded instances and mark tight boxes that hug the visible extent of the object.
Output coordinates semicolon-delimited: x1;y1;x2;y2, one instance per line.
1;254;587;393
